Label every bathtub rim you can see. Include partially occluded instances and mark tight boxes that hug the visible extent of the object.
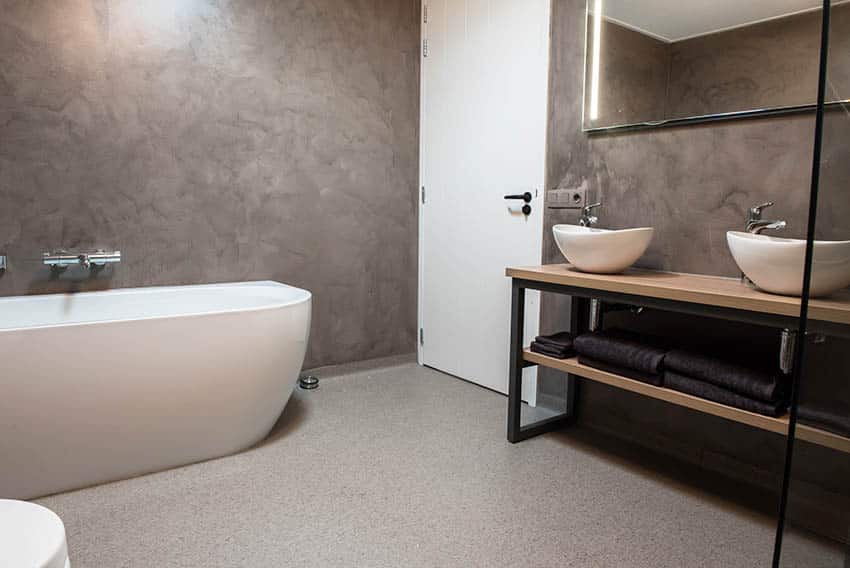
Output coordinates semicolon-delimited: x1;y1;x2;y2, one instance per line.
0;280;311;334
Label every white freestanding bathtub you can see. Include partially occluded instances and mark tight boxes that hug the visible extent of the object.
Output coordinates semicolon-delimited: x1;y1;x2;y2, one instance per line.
0;281;311;500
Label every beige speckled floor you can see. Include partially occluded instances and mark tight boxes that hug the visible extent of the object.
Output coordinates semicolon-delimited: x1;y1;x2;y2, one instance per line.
38;356;843;567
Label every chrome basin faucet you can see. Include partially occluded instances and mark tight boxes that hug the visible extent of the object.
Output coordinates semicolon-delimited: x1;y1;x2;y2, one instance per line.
580;202;601;227
740;202;786;285
745;202;786;234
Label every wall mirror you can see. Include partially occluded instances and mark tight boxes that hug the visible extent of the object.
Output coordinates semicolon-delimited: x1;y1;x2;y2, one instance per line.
583;0;850;132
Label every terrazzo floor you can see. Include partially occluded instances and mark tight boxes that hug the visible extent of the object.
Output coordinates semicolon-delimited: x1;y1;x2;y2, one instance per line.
38;356;844;567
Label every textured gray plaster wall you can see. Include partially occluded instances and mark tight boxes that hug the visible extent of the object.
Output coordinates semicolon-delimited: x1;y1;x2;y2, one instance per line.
544;0;850;540
0;0;421;368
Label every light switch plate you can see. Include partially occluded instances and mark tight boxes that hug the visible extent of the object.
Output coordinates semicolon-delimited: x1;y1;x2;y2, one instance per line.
547;188;587;209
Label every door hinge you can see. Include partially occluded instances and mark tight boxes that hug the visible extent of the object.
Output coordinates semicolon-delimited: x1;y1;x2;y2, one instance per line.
419;328;424;346
422;38;429;58
421;185;426;204
423;4;429;23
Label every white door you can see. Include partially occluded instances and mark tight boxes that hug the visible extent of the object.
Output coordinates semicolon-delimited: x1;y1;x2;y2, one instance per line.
419;0;550;402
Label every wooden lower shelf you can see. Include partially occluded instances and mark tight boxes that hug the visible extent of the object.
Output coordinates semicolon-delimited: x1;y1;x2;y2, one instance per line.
524;350;850;454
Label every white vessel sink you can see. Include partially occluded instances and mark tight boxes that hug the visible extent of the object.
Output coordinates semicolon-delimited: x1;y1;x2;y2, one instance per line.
727;231;850;297
552;225;654;274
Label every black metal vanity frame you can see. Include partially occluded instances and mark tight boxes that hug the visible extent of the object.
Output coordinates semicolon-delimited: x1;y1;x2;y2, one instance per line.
507;276;820;444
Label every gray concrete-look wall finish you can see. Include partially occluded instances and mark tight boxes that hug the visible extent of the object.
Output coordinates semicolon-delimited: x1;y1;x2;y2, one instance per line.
0;0;421;368
546;0;850;540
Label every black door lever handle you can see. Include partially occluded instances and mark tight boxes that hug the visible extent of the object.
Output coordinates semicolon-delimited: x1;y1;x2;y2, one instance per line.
504;192;532;203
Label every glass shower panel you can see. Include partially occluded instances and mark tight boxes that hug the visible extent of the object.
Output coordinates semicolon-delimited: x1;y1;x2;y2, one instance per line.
777;1;850;565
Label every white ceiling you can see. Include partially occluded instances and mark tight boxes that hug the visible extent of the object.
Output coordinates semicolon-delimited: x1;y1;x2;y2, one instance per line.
600;0;827;42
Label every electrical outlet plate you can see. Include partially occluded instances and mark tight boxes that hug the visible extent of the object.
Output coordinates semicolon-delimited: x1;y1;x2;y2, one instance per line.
547;188;587;209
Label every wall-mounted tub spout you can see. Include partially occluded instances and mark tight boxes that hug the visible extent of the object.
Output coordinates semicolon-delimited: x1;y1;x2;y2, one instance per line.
43;250;121;273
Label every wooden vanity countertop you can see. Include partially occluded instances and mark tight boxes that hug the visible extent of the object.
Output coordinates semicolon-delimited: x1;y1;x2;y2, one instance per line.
506;264;850;325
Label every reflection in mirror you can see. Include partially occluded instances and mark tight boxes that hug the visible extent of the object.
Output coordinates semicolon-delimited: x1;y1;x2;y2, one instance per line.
583;0;850;131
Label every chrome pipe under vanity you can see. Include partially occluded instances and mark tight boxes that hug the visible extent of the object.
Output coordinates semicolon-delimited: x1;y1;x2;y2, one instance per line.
0;254;6;272
43;249;121;271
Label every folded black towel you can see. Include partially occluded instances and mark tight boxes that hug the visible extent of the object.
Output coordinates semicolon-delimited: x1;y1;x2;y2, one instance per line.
534;331;574;350
578;356;663;386
530;341;572;359
665;371;788;417
798;405;850;438
574;329;667;377
665;349;783;403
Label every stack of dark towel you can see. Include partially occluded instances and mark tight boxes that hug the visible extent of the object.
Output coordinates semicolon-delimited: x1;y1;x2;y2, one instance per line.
664;350;788;417
572;328;788;417
530;332;575;359
574;329;667;386
798;406;850;437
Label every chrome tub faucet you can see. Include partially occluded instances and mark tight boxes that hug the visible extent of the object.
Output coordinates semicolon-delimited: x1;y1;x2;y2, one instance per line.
43;249;121;273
